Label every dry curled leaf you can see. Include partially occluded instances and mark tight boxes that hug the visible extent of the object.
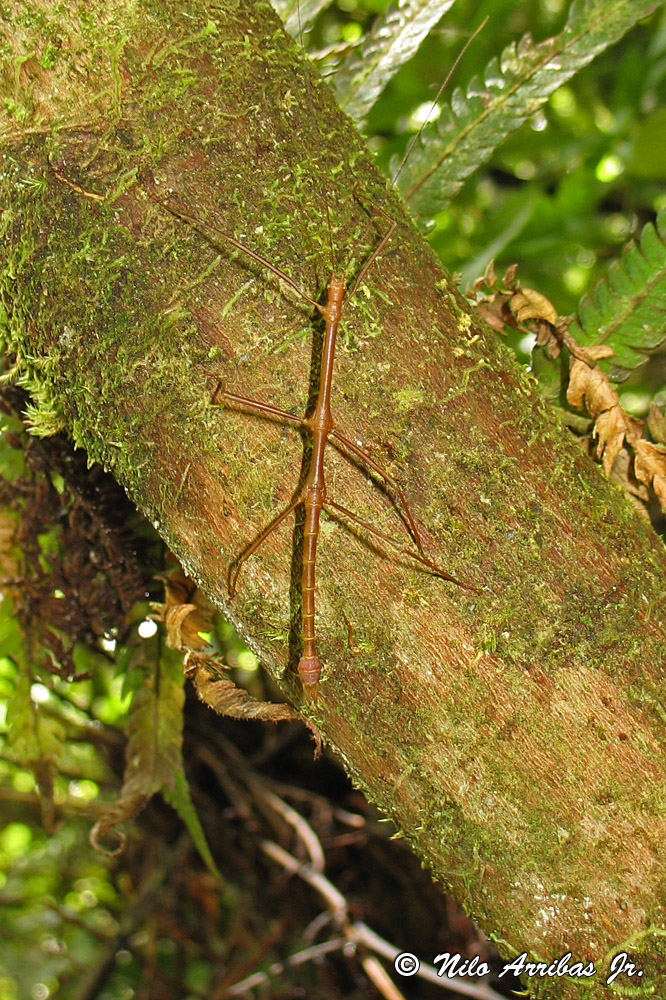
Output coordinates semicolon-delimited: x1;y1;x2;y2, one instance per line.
647;403;666;445
474;301;507;334
469;263;562;356
509;288;558;326
564;341;666;515
567;347;617;410
470;258;497;294
593;407;629;476
152;565;318;740
566;346;633;476
90;795;145;856
471;263;666;516
187;655;300;724
609;447;650;507
633;439;666;508
153;565;215;653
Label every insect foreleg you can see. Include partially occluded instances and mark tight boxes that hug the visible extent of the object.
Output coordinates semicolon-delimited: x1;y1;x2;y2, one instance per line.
215;390;306;429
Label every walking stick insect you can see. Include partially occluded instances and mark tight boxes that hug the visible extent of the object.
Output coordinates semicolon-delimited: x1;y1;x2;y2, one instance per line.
148;13;482;700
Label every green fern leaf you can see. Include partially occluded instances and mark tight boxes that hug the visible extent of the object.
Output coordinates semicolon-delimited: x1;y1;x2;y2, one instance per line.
398;0;663;214
570;207;666;379
91;642;185;848
7;670;64;816
332;0;457;126
7;672;64;765
163;769;221;879
0;596;24;660
125;645;186;794
92;639;218;872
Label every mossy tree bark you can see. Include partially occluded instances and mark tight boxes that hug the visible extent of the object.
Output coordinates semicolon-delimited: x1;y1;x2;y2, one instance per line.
2;1;666;994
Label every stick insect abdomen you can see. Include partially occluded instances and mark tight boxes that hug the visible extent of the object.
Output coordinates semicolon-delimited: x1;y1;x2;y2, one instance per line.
298;485;325;694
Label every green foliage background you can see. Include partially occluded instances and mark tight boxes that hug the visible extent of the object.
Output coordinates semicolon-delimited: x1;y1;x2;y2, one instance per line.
2;1;666;998
311;0;666;406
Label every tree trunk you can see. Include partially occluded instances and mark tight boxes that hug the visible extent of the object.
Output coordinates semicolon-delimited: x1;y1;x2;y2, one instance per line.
2;1;666;994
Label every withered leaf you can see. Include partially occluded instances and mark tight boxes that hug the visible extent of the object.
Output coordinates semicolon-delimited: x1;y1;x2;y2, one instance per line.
567;356;618;416
634;439;666;509
509;288;558;326
188;656;299;723
593;407;628;476
648;403;666;445
154;566;309;730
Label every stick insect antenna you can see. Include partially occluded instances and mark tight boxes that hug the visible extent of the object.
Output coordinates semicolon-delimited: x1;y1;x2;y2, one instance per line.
298;0;337;275
391;17;488;188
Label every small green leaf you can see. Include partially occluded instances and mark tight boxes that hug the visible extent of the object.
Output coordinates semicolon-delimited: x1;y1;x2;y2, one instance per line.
91;638;217;874
333;0;458;126
570;207;666;379
6;669;64;815
163;769;221;879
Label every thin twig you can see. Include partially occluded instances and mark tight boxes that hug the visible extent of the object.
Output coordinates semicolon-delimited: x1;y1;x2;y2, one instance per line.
261;840;348;922
225;937;347;996
252;785;325;871
211;733;507;1000
362;954;408;1000
254;839;509;1000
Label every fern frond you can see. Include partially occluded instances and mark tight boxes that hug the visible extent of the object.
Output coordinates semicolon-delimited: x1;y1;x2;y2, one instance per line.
7;672;64;767
569;207;666;380
397;0;662;214
91;638;218;870
332;0;457;126
7;670;65;823
163;769;222;879
123;646;185;795
91;642;185;849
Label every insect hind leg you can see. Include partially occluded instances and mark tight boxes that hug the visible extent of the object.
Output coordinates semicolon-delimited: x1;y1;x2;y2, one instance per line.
329;427;425;557
229;496;301;597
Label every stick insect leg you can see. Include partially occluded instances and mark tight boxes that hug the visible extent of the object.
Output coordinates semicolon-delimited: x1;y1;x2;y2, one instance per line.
218;390;306;428
345;213;397;307
203;373;305;427
147;189;324;313
229;496;301;597
325;500;479;593
329;428;425;557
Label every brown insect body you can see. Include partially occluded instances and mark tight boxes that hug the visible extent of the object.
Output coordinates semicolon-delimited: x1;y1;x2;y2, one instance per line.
147;176;480;703
149;137;483;703
141;5;488;700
